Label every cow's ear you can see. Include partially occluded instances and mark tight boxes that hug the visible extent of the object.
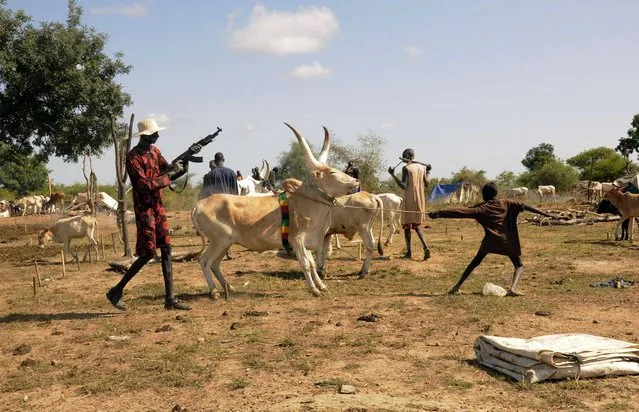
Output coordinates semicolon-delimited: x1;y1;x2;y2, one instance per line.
282;178;303;193
312;170;324;180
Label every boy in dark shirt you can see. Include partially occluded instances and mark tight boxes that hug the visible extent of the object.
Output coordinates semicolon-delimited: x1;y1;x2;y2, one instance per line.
428;182;553;296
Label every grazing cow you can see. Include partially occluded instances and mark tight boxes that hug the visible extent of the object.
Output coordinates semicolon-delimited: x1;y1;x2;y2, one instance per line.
505;187;529;201
376;193;403;246
596;199;631;241
318;192;384;279
191;123;359;297
537;185;556;204
587;182;603;203
603;188;639;241
38;215;99;261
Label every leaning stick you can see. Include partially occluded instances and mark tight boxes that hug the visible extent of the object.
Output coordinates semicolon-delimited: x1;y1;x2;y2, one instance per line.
61;250;66;278
398;157;431;168
33;276;37;298
34;262;42;287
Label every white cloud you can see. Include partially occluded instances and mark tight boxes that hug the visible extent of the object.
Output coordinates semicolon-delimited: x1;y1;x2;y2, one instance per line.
228;4;339;55
90;2;149;17
286;62;331;79
404;46;424;58
381;122;394;129
149;113;170;126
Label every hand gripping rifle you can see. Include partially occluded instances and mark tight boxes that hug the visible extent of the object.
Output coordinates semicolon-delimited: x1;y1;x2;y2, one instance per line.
169;126;223;193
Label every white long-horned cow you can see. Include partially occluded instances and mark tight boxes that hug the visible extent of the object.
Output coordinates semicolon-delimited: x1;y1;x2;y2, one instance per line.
17;195;43;216
38;215;99;262
191;123;359;297
537;185;556;203
237;160;274;196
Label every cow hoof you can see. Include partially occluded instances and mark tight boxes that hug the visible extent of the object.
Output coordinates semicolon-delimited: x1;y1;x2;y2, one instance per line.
209;291;220;300
311;289;323;297
384;241;391;247
226;284;236;293
357;273;368;279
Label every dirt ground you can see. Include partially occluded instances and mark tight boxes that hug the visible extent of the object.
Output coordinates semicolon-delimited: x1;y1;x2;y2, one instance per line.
0;206;638;412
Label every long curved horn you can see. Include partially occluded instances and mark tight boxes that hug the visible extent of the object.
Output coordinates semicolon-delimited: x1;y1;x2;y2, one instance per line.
259;159;270;181
317;126;330;163
284;122;322;170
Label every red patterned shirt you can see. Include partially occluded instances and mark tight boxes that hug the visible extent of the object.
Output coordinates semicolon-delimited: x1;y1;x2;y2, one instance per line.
126;144;172;209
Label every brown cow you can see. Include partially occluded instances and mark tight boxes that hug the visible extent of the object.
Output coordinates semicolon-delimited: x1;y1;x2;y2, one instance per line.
603;188;639;241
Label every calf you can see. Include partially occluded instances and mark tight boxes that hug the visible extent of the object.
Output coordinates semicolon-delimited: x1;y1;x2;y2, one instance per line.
17;196;43;216
318;192;384;279
505;187;529;201
603;189;639;241
38;215;99;261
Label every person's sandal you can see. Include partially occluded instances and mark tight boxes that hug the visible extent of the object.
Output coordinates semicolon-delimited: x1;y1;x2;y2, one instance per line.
165;299;191;310
106;288;126;311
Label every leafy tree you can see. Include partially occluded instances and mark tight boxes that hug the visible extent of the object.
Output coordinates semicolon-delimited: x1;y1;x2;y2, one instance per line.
0;0;132;161
449;166;487;187
0;143;48;195
567;147;628;182
517;160;578;192
277;140;316;184
521;143;556;172
494;170;518;189
616;114;639;173
328;131;387;192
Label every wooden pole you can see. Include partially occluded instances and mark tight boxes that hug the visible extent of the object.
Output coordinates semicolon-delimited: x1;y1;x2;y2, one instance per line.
358;243;362;261
24;223;27;233
33;276;37;298
461;234;464;241
87;244;92;264
61;250;66;278
111;233;117;254
445;225;448;235
224;282;230;301
34;262;42;287
101;234;105;261
75;247;80;271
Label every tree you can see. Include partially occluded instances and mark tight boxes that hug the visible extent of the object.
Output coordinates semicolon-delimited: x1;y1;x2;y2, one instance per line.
0;143;48;195
616;114;639;173
494;170;518;189
0;0;132;161
111;115;133;257
567;147;628;182
277;140;316;184
521;143;556;172
450;166;487;187
517;160;578;192
328;131;387;192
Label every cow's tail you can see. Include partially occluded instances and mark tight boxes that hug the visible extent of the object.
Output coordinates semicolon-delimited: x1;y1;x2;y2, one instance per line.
373;195;384;256
190;203;208;257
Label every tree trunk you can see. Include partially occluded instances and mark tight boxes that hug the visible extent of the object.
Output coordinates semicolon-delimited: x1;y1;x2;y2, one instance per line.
112;114;134;258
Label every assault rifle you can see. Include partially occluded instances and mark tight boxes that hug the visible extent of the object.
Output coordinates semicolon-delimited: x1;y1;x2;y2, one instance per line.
168;126;222;193
171;127;223;166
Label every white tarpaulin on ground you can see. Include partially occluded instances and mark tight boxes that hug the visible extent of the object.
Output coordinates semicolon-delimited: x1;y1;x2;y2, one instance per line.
475;333;639;383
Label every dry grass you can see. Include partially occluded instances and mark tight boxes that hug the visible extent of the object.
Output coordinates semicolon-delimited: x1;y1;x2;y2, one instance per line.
0;207;637;411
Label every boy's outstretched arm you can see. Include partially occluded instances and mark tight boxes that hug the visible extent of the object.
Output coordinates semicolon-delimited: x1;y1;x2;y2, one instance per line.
523;204;553;218
429;206;481;220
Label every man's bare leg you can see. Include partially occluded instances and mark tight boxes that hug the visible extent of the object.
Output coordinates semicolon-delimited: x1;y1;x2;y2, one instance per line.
415;226;431;261
448;250;486;295
506;256;525;296
401;228;412;259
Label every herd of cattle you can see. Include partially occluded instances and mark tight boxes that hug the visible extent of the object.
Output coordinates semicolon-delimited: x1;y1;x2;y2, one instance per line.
2;124;638;297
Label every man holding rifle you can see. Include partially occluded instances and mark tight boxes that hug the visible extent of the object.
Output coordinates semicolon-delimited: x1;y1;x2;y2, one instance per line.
106;118;200;311
388;148;432;261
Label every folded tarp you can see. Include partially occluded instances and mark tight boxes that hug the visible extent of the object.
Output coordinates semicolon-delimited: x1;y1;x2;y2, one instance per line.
475;333;639;383
429;183;462;203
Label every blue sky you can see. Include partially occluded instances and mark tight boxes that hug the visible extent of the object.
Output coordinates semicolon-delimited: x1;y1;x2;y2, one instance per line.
8;0;639;185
